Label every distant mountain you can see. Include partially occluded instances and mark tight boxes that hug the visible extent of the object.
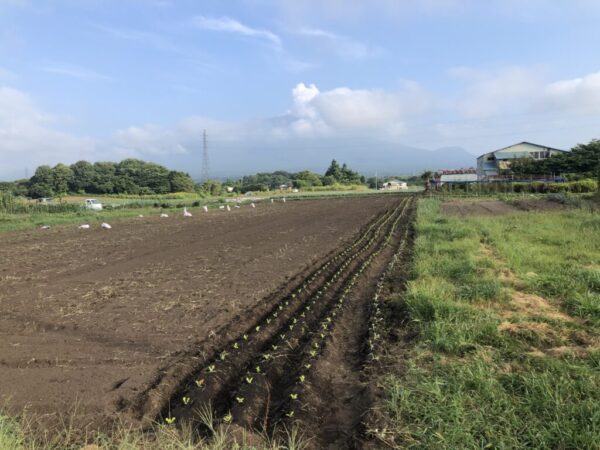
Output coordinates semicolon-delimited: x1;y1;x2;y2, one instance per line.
153;137;477;179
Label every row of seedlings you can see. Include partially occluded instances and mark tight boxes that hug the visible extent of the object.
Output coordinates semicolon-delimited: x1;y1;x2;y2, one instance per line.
365;223;411;361
273;199;410;422
164;202;403;424
223;200;410;427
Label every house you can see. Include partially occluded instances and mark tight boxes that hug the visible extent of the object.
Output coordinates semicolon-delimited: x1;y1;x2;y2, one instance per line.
477;142;567;179
380;180;407;190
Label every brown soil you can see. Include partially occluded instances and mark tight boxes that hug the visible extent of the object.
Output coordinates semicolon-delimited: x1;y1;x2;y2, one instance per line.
441;198;566;216
148;197;416;449
0;195;403;437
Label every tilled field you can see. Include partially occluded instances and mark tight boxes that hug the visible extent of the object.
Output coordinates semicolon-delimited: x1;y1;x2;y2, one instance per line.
0;195;413;443
147;196;417;448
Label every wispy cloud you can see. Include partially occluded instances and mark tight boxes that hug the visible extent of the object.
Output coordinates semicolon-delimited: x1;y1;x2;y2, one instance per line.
96;25;186;55
192;16;282;49
40;63;112;81
296;27;383;61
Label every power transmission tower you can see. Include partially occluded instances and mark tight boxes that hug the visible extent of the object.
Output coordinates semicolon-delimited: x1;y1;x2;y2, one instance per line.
201;129;210;182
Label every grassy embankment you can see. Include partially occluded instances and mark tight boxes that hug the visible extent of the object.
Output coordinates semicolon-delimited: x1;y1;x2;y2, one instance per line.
382;199;600;448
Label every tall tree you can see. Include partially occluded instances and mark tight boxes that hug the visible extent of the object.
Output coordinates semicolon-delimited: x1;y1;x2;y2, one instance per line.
28;165;54;198
51;163;74;197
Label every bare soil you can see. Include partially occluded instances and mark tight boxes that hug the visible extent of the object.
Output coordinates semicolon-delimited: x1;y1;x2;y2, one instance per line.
0;196;401;435
441;198;566;216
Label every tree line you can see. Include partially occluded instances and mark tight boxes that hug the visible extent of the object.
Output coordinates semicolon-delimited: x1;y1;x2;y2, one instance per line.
0;158;377;198
222;160;365;193
1;159;196;198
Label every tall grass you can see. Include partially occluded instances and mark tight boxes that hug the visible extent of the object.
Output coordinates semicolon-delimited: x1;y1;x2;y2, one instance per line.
383;199;600;448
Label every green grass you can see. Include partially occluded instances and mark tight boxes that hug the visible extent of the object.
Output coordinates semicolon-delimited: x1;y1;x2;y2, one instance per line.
383;199;600;449
0;410;309;450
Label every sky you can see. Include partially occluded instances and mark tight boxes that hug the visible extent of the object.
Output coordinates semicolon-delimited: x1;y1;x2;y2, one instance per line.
1;0;600;180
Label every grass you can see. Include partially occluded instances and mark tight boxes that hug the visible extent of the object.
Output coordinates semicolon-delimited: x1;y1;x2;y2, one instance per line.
382;198;600;449
0;410;309;450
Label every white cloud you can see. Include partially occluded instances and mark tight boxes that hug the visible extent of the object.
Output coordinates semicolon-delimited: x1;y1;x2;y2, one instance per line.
544;71;600;114
295;27;383;61
0;86;96;179
452;67;543;118
112;116;238;157
41;63;112;81
286;81;431;137
192;16;281;49
450;66;600;119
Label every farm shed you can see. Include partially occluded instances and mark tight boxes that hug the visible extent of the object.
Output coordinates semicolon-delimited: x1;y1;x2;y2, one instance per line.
477;142;567;179
439;169;478;184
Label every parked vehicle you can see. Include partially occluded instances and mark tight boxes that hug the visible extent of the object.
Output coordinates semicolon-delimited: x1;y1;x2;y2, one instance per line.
84;198;103;211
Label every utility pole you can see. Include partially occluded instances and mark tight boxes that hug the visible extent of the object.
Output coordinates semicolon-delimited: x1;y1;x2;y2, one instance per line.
201;129;209;183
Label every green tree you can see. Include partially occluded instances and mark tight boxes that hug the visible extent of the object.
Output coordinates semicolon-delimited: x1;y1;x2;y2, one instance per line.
325;160;343;180
69;160;96;193
199;179;223;196
293;170;323;188
168;171;195;192
90;162;117;194
28;165;54;198
51;163;74;197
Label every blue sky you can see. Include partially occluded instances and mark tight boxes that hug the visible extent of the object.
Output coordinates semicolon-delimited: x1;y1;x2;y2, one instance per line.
1;0;600;179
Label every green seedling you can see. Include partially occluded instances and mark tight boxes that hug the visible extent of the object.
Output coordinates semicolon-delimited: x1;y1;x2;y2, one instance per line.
255;365;261;373
309;350;317;357
289;324;294;331
304;363;311;369
235;396;245;404
223;413;233;424
245;376;254;384
195;378;205;388
285;410;295;418
165;417;176;424
271;344;278;350
233;342;239;349
219;351;228;361
290;393;298;400
182;396;191;405
207;364;216;373
255;325;261;332
298;374;306;383
243;334;248;340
